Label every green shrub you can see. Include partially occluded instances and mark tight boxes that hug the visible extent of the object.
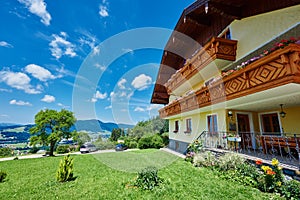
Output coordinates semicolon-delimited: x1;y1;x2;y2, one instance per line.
0;170;7;183
29;146;39;154
0;147;12;157
138;135;153;149
134;166;163;190
128;141;138;148
217;152;245;171
93;140;115;150
151;134;164;149
193;151;217;167
281;180;300;199
56;155;74;182
160;132;169;146
56;145;70;154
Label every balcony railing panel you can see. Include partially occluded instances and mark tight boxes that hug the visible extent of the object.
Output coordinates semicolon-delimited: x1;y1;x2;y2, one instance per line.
160;44;300;118
164;37;238;93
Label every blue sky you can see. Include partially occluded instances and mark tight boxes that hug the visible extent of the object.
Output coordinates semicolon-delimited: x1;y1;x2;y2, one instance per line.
0;0;194;125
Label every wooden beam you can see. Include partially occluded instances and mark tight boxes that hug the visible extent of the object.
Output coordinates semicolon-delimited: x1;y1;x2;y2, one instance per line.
210;2;243;20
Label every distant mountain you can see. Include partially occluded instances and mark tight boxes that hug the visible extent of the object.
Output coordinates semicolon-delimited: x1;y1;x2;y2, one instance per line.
75;119;134;133
0;120;134;144
0;123;19;128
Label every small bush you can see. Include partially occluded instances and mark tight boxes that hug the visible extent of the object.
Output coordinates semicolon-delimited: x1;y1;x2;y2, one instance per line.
93;140;115;150
217;152;245;171
128;141;138;149
29;146;39;154
56;145;70;154
138;135;153;149
56;155;74;182
161;132;169;146
281;180;300;199
193;151;217;167
151;134;164;149
134;166;163;190
0;170;7;182
0;147;12;157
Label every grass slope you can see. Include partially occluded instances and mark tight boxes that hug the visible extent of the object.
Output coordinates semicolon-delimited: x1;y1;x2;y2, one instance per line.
0;150;281;200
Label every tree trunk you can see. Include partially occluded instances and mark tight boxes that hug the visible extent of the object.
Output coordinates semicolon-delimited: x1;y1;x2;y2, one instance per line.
49;141;56;156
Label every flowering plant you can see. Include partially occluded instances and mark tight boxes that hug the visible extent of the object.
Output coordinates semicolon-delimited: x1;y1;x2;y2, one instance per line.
256;158;284;192
185;140;203;163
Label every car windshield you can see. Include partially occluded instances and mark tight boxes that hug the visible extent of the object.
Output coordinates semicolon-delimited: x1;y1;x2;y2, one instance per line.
80;145;86;148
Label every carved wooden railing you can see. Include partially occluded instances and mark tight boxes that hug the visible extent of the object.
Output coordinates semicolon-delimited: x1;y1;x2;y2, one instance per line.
164;37;237;93
160;44;300;118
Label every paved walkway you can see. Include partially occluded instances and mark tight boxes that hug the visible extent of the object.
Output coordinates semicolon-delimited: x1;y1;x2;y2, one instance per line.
160;148;186;158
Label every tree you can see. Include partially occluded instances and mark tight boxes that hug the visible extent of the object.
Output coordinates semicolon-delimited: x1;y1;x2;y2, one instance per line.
29;109;76;156
73;131;91;147
110;128;124;141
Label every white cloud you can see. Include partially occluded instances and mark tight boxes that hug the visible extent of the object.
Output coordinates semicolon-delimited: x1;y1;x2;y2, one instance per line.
18;0;51;26
117;78;127;89
131;74;152;91
57;103;70;108
99;5;109;17
105;105;112;110
95;91;107;99
146;104;162;111
122;48;134;55
0;41;13;48
49;32;77;59
0;88;12;92
10;99;32;106
94;63;106;71
25;64;56;82
92;46;100;55
41;95;55;103
90;90;107;103
134;107;145;112
0;114;9;118
90;98;97;103
0;71;41;94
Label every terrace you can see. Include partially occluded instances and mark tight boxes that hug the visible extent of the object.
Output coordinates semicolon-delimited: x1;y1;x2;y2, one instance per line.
197;131;300;175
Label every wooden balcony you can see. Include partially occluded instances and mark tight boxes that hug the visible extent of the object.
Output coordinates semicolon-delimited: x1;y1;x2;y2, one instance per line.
160;44;300;118
164;37;238;93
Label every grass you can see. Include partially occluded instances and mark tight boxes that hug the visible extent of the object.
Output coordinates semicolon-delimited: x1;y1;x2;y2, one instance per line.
0;149;282;200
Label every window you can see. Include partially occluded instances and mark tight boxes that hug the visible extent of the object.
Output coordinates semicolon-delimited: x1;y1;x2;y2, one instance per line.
185;118;192;133
173;120;179;133
220;28;231;39
207;115;218;133
261;113;281;134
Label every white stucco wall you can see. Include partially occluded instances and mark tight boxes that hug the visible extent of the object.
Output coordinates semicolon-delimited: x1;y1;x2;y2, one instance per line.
230;5;300;61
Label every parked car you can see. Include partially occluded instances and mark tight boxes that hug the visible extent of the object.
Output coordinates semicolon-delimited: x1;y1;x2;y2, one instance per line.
115;143;128;151
80;143;97;153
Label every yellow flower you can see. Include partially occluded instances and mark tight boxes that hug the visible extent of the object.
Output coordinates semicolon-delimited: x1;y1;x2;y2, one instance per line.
271;158;279;166
278;166;282;170
277;181;282;187
261;165;272;172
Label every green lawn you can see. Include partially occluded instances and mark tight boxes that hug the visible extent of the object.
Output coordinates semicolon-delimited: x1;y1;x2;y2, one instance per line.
0;149;282;200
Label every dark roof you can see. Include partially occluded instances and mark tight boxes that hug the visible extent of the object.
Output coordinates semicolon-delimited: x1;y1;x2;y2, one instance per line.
151;0;300;104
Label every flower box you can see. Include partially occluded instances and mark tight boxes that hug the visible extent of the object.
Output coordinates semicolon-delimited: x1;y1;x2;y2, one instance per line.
227;137;241;142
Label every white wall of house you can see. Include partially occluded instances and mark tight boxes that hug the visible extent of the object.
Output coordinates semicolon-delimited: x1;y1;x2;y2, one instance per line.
230;5;300;61
169;108;227;143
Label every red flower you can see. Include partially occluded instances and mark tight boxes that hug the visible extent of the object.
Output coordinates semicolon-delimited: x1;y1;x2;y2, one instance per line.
289;37;297;42
256;160;263;165
280;39;288;43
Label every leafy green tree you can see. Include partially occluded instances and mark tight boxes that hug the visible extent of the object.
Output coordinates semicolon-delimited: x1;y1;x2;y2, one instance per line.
110;128;124;141
29;109;76;156
73;131;91;147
